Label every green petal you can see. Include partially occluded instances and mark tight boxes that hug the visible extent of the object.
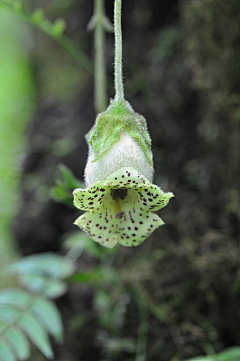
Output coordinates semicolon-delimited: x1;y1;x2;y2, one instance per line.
73;181;107;211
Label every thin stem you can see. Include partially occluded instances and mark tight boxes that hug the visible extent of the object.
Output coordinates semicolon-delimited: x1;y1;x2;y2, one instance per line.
94;0;107;113
114;0;124;101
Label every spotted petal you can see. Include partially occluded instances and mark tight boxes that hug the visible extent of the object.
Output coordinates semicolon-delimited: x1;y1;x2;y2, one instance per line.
73;181;108;211
112;189;165;247
74;191;118;248
105;167;173;212
74;212;118;248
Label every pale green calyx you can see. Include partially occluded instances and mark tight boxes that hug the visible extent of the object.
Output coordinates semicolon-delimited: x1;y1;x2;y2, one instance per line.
84;99;154;186
73;167;174;248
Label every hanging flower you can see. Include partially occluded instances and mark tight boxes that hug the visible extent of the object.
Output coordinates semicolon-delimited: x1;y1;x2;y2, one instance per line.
73;167;173;248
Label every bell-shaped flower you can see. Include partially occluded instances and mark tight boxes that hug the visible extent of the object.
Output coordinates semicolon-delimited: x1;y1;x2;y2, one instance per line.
73;167;173;248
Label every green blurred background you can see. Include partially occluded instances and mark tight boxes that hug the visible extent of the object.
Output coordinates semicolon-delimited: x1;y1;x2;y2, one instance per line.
0;5;35;270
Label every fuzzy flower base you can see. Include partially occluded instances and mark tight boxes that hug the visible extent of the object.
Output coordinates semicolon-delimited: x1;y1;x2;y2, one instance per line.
73;167;174;248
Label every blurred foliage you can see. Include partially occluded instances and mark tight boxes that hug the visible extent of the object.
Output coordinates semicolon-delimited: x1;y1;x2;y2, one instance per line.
0;0;93;103
7;252;74;297
0;289;62;360
51;164;84;206
0;6;36;271
188;347;240;361
0;253;74;361
182;0;240;176
0;0;93;73
149;27;182;63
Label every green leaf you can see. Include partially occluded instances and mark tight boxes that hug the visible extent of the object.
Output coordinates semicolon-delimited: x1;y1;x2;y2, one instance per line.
4;328;30;360
102;15;114;32
0;304;21;323
0;289;64;360
87;14;97;31
0;340;16;361
19;313;53;359
188;358;215;361
7;253;74;280
187;347;240;361
63;231;105;259
58;164;83;189
217;347;240;361
42;280;67;299
32;298;63;342
14;274;67;298
0;289;30;306
69;267;119;285
87;14;113;33
51;165;83;206
68;269;103;284
50;183;73;205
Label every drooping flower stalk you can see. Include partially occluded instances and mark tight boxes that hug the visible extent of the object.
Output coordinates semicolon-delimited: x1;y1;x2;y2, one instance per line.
114;0;124;101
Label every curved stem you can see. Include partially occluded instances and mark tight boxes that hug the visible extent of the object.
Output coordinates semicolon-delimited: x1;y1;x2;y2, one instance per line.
94;0;107;113
114;0;124;101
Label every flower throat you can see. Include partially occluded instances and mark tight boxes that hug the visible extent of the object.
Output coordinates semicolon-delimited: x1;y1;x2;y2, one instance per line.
110;188;128;219
110;188;128;200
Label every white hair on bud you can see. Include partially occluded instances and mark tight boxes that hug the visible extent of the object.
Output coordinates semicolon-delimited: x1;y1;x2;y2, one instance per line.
84;131;154;187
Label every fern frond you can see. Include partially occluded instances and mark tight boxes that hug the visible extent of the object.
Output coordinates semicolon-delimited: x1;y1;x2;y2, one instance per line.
0;288;63;361
7;252;75;298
